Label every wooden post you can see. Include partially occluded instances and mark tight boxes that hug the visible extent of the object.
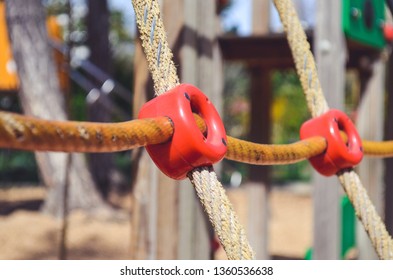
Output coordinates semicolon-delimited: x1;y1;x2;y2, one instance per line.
385;52;393;237
357;59;385;259
131;33;180;259
245;70;270;260
176;0;223;259
130;35;154;259
131;0;222;259
243;0;272;260
243;181;269;259
252;0;270;35
312;1;345;259
249;66;271;184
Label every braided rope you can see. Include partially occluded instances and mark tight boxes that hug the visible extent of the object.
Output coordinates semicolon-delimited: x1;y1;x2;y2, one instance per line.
131;0;255;259
338;170;393;259
226;135;326;165
3;108;393;162
4;108;393;164
188;166;255;260
132;0;179;95
273;0;328;118
273;0;393;259
362;140;393;157
0;111;174;152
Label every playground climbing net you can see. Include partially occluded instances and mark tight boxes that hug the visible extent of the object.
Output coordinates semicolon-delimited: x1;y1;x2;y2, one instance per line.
1;0;393;260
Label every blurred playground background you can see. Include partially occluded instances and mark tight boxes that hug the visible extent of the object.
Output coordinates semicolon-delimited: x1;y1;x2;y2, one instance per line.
0;0;392;260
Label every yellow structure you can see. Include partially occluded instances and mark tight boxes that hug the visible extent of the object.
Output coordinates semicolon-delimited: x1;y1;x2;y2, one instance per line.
0;3;68;92
0;3;18;91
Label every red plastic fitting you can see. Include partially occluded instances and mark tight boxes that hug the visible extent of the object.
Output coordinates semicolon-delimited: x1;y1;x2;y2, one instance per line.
300;109;363;176
138;84;227;180
384;24;393;42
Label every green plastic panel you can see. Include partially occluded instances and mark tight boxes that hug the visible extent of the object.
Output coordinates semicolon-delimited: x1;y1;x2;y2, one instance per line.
341;195;356;259
342;0;386;49
304;195;356;260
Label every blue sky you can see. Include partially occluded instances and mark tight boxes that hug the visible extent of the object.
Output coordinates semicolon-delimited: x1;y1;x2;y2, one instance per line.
221;0;252;35
108;0;315;36
109;0;252;36
109;0;136;35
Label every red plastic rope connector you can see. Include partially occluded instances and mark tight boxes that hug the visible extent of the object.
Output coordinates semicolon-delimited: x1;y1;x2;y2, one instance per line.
300;109;363;176
384;24;393;42
138;84;227;180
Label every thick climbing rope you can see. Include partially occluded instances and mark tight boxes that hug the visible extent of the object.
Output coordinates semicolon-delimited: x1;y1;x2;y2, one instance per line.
0;111;173;152
2;110;393;161
362;140;393;157
272;0;328;118
273;0;393;259
131;0;255;260
338;170;393;259
226;135;326;165
188;166;254;260
132;0;179;95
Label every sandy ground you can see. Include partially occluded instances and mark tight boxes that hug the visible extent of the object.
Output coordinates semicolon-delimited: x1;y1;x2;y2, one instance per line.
0;185;312;260
269;185;312;258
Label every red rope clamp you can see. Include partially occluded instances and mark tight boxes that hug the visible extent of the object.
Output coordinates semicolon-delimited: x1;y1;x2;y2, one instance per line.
300;109;363;176
138;84;227;180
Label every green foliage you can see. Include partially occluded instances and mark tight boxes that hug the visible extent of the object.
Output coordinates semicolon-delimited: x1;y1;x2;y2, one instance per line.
221;66;312;185
110;10;133;44
0;150;39;184
0;97;40;185
114;151;132;181
221;62;251;185
223;62;250;139
271;70;311;183
69;83;87;121
43;0;69;16
271;70;309;144
271;161;312;184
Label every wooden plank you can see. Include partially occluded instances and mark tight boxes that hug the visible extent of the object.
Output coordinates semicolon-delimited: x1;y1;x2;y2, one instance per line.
148;0;185;260
245;1;271;259
252;0;270;35
163;0;200;260
130;0;183;258
165;0;225;259
218;34;378;69
385;49;393;237
177;0;223;259
244;182;269;259
130;36;154;260
356;59;385;259
249;66;271;184
219;34;297;67
193;0;217;259
312;1;345;259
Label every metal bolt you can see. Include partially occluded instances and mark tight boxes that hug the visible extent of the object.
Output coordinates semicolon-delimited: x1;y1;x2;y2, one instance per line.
351;7;360;19
319;40;332;54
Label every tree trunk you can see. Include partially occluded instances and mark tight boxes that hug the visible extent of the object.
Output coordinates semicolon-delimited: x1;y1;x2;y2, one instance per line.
5;0;110;217
86;0;114;199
